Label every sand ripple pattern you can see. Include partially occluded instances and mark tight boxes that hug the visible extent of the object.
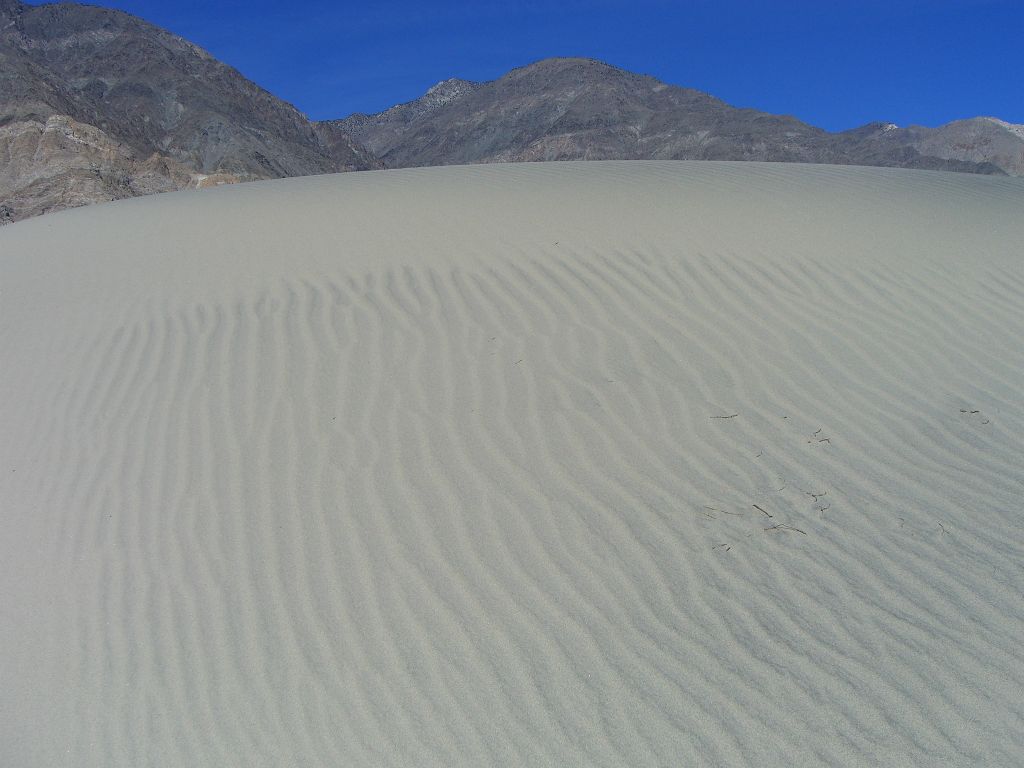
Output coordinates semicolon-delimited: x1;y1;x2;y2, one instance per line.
1;162;1023;767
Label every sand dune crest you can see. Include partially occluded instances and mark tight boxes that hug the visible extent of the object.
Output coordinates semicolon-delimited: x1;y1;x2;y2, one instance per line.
2;162;1023;766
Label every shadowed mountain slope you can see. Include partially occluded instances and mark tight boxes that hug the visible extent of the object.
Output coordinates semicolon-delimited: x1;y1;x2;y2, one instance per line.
0;0;378;222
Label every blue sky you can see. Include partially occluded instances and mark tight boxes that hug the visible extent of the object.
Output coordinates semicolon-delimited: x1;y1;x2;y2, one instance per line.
48;0;1024;130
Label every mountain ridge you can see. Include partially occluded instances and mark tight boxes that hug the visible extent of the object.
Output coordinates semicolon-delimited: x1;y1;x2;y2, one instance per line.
330;57;1015;176
2;4;1021;224
0;0;380;222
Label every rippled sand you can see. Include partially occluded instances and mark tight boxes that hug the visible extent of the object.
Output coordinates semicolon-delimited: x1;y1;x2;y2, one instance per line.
2;162;1023;767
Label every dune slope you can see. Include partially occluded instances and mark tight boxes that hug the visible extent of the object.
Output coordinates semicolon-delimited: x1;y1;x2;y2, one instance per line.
1;162;1023;767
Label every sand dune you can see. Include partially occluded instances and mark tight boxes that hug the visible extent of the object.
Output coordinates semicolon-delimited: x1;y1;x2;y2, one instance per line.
1;162;1023;766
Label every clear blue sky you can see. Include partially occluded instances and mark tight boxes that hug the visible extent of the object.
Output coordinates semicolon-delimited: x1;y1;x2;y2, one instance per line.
47;0;1024;130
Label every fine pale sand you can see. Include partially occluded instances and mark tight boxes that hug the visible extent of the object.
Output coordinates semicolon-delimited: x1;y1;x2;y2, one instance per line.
1;161;1023;767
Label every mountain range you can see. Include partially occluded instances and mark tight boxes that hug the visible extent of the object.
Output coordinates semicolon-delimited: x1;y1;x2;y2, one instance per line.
334;60;1020;177
2;0;1022;223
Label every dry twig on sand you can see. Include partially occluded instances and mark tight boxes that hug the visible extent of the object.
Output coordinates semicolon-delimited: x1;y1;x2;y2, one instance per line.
765;523;807;535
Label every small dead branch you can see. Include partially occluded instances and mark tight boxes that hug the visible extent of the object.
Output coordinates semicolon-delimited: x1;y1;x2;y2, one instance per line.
764;523;807;535
753;504;773;518
710;413;738;419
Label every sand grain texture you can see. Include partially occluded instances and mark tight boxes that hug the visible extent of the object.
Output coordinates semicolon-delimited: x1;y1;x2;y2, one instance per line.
1;162;1023;766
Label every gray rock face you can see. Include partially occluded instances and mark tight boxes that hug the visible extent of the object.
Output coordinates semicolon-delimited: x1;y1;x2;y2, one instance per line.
906;118;1024;176
332;58;1014;176
341;78;482;156
0;114;195;221
0;0;379;223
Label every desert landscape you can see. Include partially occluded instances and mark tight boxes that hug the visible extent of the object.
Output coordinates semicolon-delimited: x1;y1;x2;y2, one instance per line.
3;0;1022;225
2;161;1022;766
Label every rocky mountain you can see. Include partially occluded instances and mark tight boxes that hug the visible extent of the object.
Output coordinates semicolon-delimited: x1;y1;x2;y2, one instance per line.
340;78;481;154
0;0;379;223
3;2;1021;225
0;113;191;223
896;117;1024;176
334;58;1015;176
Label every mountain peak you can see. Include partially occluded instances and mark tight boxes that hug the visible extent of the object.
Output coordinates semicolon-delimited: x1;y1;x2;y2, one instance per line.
425;77;477;94
335;59;1013;176
523;56;619;69
509;56;633;79
422;77;479;104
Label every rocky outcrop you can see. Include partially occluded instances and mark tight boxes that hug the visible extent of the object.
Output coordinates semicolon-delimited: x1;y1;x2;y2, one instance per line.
0;115;214;221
